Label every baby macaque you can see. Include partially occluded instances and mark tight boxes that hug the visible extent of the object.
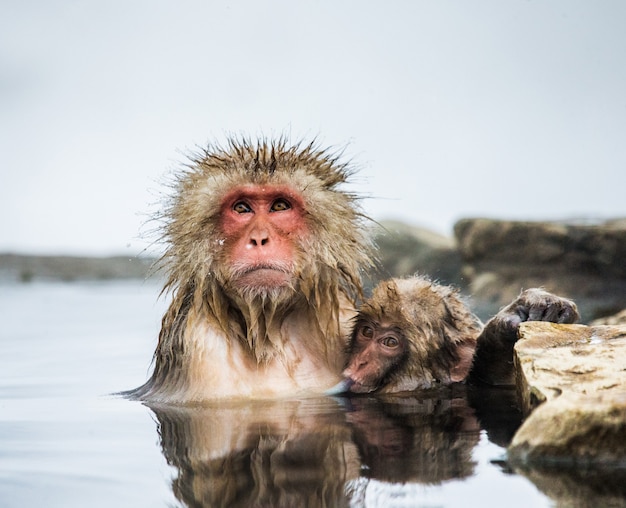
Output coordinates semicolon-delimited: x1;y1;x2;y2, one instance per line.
328;276;579;394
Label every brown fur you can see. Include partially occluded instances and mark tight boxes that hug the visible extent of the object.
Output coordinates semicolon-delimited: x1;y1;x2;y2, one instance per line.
345;276;483;393
127;138;374;402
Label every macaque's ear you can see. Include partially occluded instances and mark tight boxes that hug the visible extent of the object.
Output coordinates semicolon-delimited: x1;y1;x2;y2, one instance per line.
440;296;480;383
450;339;477;382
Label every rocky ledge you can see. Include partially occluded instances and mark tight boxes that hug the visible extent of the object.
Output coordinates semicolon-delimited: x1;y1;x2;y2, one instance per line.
375;217;626;322
454;218;626;322
507;321;626;505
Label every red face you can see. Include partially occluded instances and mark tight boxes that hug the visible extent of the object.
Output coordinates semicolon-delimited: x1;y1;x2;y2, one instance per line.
343;320;407;393
219;184;308;292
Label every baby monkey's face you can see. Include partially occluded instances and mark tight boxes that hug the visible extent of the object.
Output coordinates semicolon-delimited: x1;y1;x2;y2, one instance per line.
342;319;408;394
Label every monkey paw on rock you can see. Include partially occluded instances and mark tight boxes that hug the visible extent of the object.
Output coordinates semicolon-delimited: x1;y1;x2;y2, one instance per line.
487;288;579;342
470;288;580;386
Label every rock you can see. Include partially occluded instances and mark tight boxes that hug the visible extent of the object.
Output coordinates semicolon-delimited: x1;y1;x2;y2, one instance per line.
592;308;626;326
511;461;626;508
508;321;626;505
510;391;626;464
454;218;626;322
508;321;626;464
512;322;626;415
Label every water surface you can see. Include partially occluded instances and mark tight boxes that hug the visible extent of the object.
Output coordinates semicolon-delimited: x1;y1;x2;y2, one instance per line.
0;281;559;507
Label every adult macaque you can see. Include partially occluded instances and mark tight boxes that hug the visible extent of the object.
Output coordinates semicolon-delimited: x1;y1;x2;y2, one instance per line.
127;138;373;402
328;276;579;395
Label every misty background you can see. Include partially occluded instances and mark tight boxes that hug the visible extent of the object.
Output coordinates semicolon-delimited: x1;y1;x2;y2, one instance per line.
1;0;625;256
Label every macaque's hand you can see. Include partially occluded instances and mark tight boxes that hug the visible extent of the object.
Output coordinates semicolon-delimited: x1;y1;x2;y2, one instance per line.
470;288;579;386
486;288;579;342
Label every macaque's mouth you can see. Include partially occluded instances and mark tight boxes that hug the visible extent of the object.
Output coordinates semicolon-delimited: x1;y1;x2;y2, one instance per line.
233;262;291;277
324;378;355;395
346;381;377;394
246;266;289;276
234;264;293;289
324;377;378;395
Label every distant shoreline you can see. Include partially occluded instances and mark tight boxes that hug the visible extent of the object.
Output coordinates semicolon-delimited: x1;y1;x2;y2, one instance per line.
0;253;159;283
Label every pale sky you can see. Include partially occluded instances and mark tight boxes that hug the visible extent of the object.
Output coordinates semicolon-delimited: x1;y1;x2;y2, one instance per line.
1;0;625;255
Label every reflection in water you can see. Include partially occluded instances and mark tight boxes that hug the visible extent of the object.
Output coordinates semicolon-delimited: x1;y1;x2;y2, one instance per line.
148;386;502;507
151;398;357;507
513;464;626;508
345;392;480;484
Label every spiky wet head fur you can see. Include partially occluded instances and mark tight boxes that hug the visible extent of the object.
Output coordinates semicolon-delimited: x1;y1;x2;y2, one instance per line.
356;277;482;390
154;137;373;363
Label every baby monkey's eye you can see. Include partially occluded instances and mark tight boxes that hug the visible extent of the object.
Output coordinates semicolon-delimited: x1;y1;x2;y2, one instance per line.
381;336;400;348
361;325;374;339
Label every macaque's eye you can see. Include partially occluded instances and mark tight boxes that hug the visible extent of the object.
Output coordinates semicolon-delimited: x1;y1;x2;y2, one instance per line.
233;201;252;213
381;336;400;348
361;325;374;339
270;198;291;212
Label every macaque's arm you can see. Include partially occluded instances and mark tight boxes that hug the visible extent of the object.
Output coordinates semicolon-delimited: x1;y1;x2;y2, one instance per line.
469;288;579;386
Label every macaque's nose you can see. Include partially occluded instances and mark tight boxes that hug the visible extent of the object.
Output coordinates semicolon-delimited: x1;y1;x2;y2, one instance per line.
344;358;368;378
249;227;270;247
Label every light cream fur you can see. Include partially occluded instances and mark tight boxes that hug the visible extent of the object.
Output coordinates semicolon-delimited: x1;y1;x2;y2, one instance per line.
127;138;373;402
